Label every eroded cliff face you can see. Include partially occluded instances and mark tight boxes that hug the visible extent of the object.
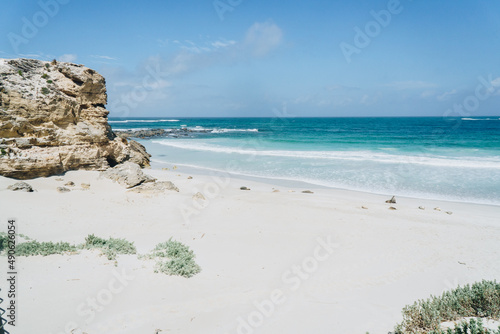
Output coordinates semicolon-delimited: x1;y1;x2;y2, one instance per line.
0;58;150;179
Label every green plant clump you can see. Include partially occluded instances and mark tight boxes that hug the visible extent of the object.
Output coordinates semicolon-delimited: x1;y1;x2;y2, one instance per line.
42;73;48;79
41;87;50;95
150;238;201;278
15;240;78;256
427;317;500;334
83;234;136;260
1;148;6;156
18;70;23;76
0;232;8;252
395;280;500;334
46;80;53;84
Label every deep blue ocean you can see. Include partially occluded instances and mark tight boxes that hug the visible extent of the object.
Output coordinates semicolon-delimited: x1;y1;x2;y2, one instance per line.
109;117;500;205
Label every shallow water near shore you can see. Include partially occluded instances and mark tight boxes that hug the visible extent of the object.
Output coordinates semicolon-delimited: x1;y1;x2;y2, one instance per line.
110;117;500;205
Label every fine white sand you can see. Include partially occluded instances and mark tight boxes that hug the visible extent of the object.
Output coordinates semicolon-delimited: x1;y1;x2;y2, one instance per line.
1;167;499;334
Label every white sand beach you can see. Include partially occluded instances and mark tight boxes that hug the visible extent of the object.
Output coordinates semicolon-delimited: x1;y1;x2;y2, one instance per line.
1;167;499;334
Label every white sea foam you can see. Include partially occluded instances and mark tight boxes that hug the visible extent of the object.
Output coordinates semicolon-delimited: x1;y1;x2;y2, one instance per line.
210;128;259;133
149;159;500;205
185;126;258;133
461;117;500;121
109;119;180;123
113;128;150;131
151;140;500;169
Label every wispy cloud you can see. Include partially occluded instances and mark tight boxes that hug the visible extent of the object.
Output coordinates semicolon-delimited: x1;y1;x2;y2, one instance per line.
437;89;458;101
212;40;236;49
384;81;437;90
158;37;236;54
491;77;500;87
420;90;437;98
59;54;77;63
325;84;360;92
244;21;283;57
19;53;43;58
91;55;117;60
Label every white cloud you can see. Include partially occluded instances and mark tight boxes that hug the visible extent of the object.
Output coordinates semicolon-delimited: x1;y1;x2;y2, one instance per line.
325;84;360;92
437;89;457;101
491;77;500;87
244;21;283;57
59;54;77;63
212;40;236;49
160;38;237;54
91;55;117;60
385;81;437;90
18;53;43;58
421;90;437;98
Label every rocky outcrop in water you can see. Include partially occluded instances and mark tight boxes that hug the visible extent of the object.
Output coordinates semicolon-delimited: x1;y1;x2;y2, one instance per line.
115;127;211;140
0;58;150;179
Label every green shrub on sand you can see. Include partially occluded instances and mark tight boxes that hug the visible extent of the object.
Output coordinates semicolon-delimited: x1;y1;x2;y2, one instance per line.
394;280;500;333
83;234;136;260
146;238;201;278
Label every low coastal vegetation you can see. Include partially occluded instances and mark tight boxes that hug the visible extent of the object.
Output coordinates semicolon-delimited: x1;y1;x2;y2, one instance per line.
427;318;500;334
0;233;201;278
83;234;136;260
0;233;135;259
16;240;78;256
0;232;8;251
394;280;500;333
151;239;201;278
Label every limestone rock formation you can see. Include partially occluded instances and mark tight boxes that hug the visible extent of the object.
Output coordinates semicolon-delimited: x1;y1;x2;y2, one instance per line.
0;58;150;179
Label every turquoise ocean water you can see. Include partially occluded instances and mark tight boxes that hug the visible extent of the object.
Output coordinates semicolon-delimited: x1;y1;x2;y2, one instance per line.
110;117;500;205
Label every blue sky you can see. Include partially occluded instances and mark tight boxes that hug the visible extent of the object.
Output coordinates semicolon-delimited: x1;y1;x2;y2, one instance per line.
1;0;499;117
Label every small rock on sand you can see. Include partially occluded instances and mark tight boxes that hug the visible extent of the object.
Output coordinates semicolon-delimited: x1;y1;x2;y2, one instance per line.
361;206;368;209
192;192;206;200
55;177;64;181
162;168;169;171
446;211;453;215
65;181;75;187
8;182;34;192
187;176;193;179
81;183;91;189
240;186;250;190
129;181;179;194
434;207;441;211
101;162;156;188
302;190;314;194
272;189;280;193
419;206;425;210
385;196;396;204
57;187;70;193
389;206;397;210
